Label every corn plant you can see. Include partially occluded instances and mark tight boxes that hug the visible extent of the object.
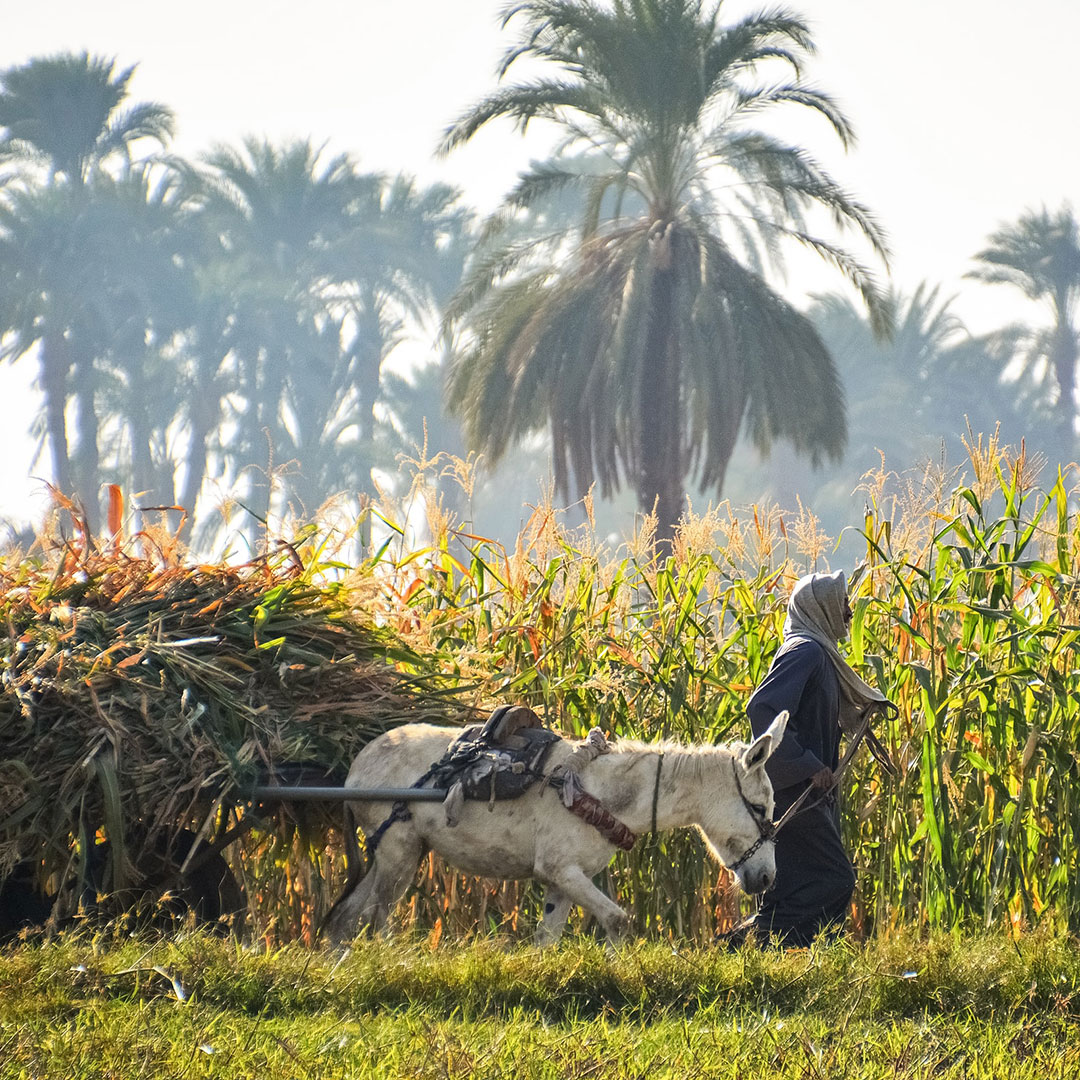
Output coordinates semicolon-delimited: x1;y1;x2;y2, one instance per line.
358;442;1080;940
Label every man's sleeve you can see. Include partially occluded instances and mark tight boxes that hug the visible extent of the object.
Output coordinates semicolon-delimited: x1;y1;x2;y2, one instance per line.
747;642;827;791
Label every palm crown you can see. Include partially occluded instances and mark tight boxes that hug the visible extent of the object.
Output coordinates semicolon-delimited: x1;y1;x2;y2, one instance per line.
968;205;1080;449
442;0;890;542
0;52;173;183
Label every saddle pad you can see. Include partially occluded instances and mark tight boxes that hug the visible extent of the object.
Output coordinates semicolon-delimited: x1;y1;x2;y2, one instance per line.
432;726;562;802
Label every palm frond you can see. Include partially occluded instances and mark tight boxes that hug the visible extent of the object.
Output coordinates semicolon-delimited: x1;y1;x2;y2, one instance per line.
439;80;606;155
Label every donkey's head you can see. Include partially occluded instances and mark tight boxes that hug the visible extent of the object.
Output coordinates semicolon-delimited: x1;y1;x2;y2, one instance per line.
698;711;787;895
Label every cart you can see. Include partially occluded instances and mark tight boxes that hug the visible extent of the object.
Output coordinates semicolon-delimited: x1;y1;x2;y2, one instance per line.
0;766;451;940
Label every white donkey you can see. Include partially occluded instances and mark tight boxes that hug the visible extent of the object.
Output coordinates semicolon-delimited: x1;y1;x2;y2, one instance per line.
324;711;787;945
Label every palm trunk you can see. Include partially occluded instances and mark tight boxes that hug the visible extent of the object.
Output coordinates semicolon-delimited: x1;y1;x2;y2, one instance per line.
637;252;683;555
71;355;101;534
128;379;156;505
356;302;384;446
177;351;219;542
178;419;209;541
1050;317;1078;453
39;332;74;499
285;360;329;520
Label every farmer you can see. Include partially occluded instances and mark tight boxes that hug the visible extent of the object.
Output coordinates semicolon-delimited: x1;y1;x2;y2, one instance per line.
737;569;889;947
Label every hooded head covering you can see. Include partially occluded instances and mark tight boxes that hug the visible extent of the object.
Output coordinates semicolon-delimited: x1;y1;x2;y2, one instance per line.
776;570;887;732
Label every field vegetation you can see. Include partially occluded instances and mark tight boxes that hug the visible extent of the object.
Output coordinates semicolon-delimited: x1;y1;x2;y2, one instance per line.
324;432;1080;944
3;433;1080;1077
2;929;1080;1078
3;435;1079;946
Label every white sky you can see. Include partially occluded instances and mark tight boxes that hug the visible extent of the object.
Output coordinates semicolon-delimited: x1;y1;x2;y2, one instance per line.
1;0;1078;526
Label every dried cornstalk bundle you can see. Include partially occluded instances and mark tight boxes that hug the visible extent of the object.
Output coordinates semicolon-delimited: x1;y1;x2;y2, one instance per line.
0;530;471;895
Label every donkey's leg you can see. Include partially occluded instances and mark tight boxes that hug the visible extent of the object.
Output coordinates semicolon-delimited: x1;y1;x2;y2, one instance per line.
356;828;424;936
533;885;573;947
323;869;373;946
324;827;422;944
542;865;631;943
324;853;395;946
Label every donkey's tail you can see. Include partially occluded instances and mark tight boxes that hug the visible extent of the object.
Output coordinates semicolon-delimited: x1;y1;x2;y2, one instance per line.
341;802;366;892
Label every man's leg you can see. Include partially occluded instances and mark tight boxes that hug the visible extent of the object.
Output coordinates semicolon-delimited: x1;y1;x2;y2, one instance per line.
752;799;854;946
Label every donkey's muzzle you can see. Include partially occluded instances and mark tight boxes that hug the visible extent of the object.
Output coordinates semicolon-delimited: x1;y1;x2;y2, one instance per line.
740;865;775;895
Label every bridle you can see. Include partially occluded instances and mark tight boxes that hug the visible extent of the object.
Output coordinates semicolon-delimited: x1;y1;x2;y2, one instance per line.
727;756;777;875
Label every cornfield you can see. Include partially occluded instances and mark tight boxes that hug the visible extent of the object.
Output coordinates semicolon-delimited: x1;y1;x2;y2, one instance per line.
3;434;1079;944
366;435;1080;942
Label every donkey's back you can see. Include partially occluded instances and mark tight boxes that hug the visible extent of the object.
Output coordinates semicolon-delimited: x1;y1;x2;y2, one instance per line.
341;723;609;878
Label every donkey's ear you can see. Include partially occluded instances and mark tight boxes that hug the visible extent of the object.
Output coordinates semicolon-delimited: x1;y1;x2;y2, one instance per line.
741;711;789;772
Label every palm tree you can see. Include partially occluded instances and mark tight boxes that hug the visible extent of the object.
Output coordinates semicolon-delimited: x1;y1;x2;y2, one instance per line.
819;283;1007;446
0;184;81;500
0;52;173;184
726;283;1049;538
0;52;175;528
191;139;468;532
440;0;890;547
89;162;200;514
967;204;1080;449
193;138;371;523
814;286;960;469
0;163;197;530
343;175;471;446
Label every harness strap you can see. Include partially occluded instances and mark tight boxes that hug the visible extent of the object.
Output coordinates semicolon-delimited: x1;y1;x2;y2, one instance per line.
650;752;664;835
363;759;441;860
364;802;412;858
568;791;636;850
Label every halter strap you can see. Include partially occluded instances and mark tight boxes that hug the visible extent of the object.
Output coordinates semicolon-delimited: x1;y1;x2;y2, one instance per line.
650;752;664;834
727;757;777;874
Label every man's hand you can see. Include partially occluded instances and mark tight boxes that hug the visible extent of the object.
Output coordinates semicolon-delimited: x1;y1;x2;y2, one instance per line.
809;766;834;790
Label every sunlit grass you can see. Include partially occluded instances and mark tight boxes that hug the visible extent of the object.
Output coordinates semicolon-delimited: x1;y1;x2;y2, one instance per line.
2;929;1080;1078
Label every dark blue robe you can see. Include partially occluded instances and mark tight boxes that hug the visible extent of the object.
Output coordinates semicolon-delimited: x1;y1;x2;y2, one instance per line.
746;637;855;945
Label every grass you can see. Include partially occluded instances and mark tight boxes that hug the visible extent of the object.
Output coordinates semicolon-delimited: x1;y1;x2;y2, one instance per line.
2;929;1080;1077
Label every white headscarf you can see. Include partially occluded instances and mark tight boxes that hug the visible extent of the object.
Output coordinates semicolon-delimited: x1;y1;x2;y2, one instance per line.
775;570;887;732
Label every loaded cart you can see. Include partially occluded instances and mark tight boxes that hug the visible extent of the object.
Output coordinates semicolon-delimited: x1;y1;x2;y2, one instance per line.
1;762;456;939
0;541;473;939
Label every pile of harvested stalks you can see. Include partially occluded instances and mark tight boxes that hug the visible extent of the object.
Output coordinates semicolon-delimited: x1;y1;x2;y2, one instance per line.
0;504;472;900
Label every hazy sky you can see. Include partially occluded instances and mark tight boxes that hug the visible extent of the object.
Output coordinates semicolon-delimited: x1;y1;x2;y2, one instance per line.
1;0;1078;525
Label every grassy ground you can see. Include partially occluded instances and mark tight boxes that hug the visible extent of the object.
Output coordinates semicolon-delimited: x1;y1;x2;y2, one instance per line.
2;929;1079;1078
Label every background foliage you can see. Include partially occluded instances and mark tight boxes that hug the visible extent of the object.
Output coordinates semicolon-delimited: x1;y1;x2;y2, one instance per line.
1;50;1076;552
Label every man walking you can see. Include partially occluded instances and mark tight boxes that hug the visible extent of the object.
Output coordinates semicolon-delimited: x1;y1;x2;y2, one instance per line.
741;569;889;947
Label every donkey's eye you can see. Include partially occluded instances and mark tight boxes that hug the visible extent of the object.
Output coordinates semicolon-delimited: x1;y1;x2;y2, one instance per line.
749;803;767;818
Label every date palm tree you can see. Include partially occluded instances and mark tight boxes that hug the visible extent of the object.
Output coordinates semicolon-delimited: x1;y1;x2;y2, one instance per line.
967;204;1080;450
0;52;175;528
0;183;84;501
90;162;201;514
0;52;173;184
193;138;372;522
0;163;196;530
192;139;468;530
441;0;889;546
